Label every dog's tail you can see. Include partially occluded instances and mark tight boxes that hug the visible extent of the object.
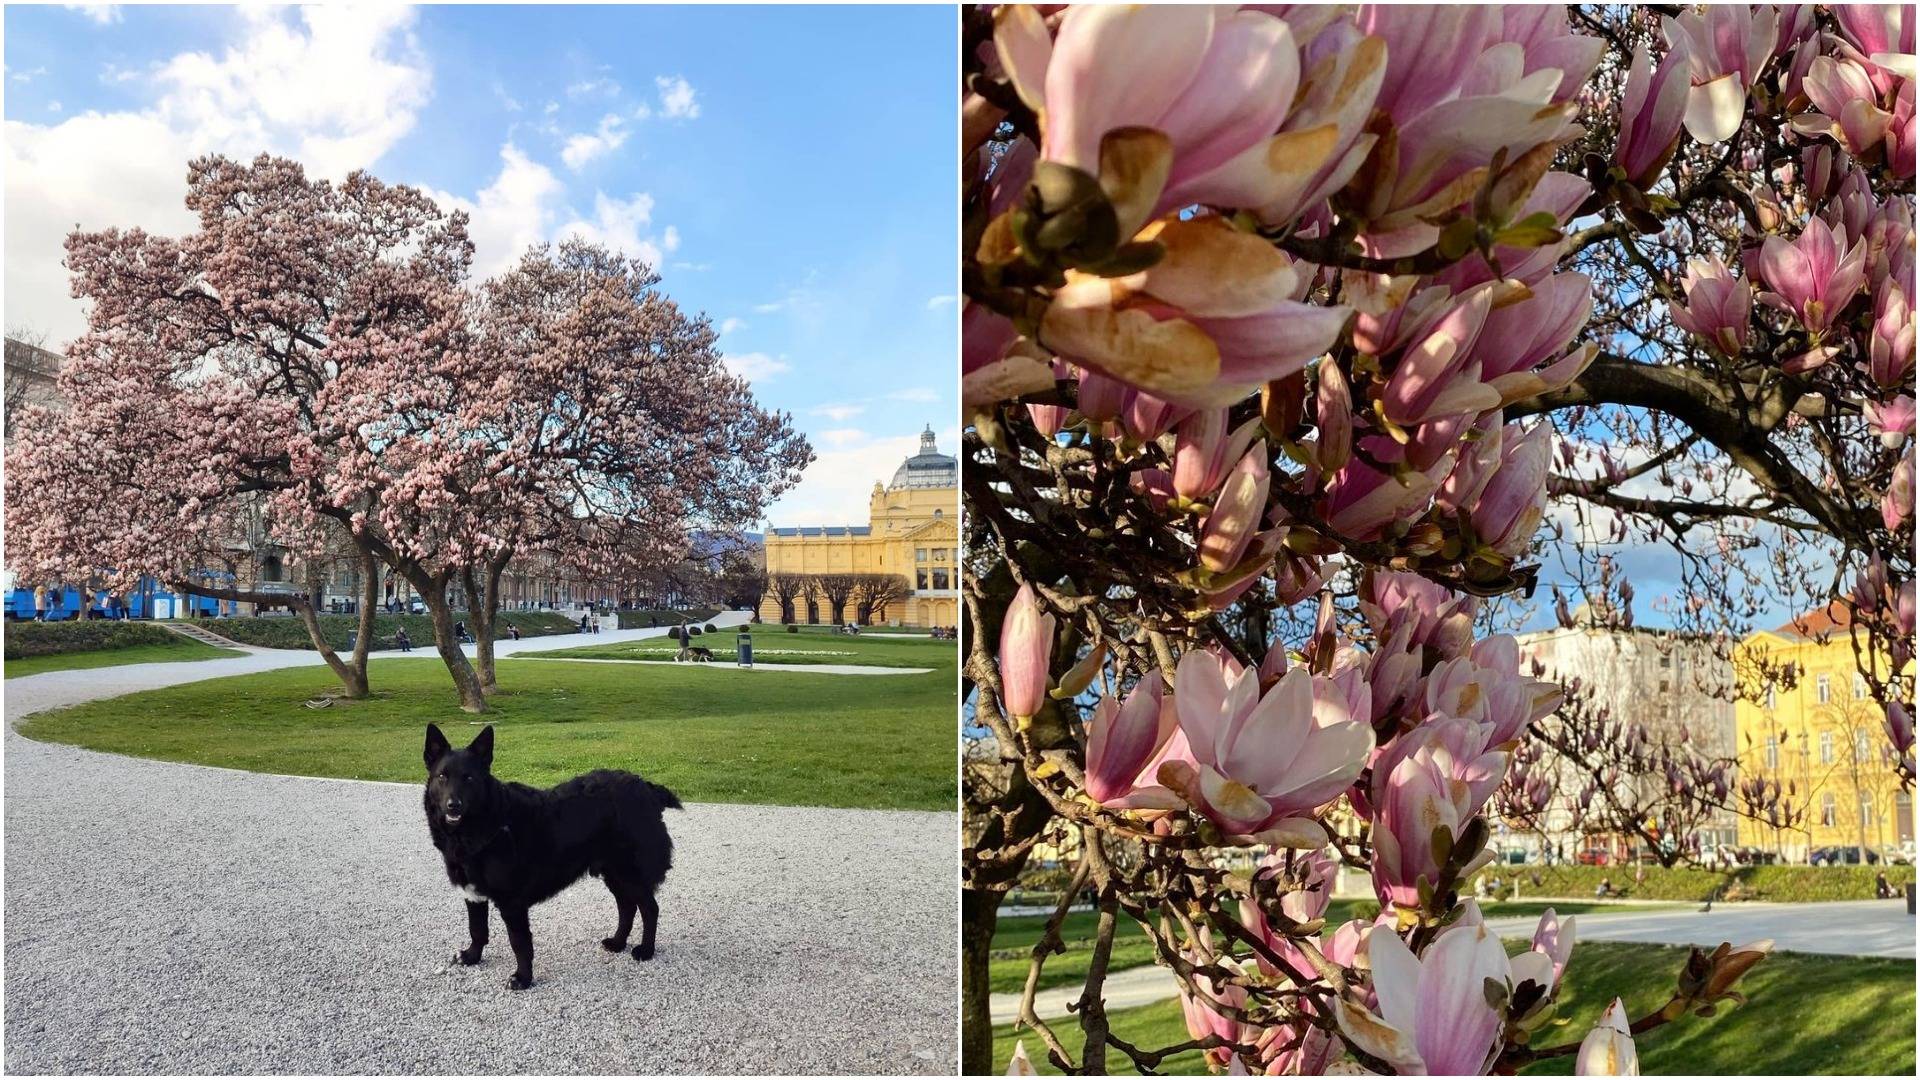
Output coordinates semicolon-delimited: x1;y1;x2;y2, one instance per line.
648;780;684;811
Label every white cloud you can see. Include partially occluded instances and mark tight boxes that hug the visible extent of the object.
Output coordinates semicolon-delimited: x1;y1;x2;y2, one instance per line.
4;5;431;346
422;144;565;278
65;4;121;25
811;403;866;422
11;66;48;84
762;427;962;528
47;101;62;114
559;112;628;170
718;317;745;335
888;386;940;402
752;300;786;314
926;294;958;308
722;352;791;383
655;75;699;119
820;428;870;448
556;190;678;268
565;76;620;100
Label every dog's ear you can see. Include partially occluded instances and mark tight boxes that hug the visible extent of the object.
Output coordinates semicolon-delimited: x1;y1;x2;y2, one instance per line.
469;725;495;771
424;723;451;771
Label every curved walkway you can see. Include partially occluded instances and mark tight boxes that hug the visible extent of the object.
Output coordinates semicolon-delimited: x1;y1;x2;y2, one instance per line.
4;612;958;1074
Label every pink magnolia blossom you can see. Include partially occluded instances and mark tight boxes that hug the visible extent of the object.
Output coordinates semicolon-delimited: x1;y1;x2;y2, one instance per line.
1671;255;1753;356
1425;635;1565;747
1575;999;1640;1076
1039;217;1349;408
1615;40;1692;188
1666;6;1778;144
1161;652;1374;839
1318;454;1453;542
1753;216;1869;335
1360;570;1480;660
1888;701;1915;757
1795;55;1895;157
1239;846;1338;979
1510;907;1577;995
1174;409;1265;501
1883;453;1914;531
1198;446;1272;573
1866;395;1916;447
1869;280;1916;387
1369;715;1508;909
1334;918;1510;1074
1084;672;1183;807
999;583;1056;719
1468;421;1554;558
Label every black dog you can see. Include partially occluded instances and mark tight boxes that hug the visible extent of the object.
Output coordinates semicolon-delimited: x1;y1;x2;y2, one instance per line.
423;723;681;989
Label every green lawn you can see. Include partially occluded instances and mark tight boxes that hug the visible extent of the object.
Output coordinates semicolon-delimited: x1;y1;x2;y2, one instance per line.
525;626;948;668
988;900;1668;995
991;941;1917;1075
4;639;245;678
16;652;955;811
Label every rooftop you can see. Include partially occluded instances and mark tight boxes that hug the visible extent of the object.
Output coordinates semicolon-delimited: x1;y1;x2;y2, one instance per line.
889;425;956;491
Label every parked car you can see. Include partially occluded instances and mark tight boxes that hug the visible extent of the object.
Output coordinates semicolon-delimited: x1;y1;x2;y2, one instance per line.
1810;845;1882;865
1576;848;1611;866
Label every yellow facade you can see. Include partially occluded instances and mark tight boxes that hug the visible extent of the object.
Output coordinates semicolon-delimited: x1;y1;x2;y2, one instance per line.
758;428;959;629
1733;614;1913;860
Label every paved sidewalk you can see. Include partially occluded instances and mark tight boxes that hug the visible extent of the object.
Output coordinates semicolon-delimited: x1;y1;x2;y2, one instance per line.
4;608;958;1073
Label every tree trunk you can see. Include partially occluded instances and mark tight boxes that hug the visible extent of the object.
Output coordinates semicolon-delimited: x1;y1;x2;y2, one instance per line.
961;888;1004;1075
354;550;378;678
170;575;368;697
418;577;488;713
462;556;511;693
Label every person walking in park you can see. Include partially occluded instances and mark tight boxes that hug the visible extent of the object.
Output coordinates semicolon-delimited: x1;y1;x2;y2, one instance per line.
1876;870;1896;899
509;623;521;642
33;585;48;621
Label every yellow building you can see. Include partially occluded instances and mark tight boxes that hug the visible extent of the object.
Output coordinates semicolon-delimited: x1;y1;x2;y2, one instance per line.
1733;606;1914;862
758;426;959;629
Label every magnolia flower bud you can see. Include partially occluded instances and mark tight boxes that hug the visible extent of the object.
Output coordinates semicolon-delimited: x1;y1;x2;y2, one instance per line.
998;584;1055;719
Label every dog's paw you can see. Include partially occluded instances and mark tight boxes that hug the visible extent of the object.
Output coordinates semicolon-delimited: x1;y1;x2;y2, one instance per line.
633;943;655;962
600;936;628;953
456;946;485;966
506;972;533;991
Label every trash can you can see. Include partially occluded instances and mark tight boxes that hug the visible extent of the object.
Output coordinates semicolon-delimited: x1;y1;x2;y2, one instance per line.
737;628;753;668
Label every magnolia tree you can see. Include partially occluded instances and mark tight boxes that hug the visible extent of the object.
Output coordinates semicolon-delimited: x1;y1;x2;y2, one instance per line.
5;154;809;712
962;4;1912;1075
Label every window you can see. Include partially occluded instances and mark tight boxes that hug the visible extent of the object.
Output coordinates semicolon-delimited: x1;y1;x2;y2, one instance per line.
931;568;950;590
1817;674;1831;703
1854;674;1868;700
1819;731;1834;764
933;549;946;562
1659;679;1670;694
1660;655;1671;668
1857;731;1872;763
916;548;927;562
1821;793;1836;827
1860;793;1875;826
1765;737;1778;769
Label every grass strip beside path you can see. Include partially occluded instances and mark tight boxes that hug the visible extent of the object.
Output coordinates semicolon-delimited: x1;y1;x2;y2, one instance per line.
17;653;955;811
992;940;1916;1075
4;640;245;679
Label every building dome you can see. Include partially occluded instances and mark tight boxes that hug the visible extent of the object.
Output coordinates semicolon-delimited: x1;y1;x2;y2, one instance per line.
889;425;956;490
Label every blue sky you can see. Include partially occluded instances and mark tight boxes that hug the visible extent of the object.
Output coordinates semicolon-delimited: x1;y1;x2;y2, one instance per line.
3;4;958;528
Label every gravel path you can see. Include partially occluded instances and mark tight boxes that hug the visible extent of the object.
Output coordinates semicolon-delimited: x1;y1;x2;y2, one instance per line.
4;613;958;1074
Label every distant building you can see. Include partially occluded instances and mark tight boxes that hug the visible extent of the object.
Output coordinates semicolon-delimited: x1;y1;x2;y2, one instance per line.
4;336;67;438
1733;606;1914;862
1515;613;1739;861
759;426;959;629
